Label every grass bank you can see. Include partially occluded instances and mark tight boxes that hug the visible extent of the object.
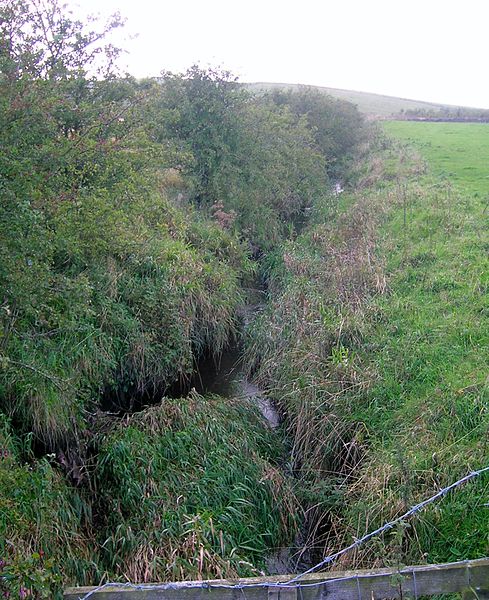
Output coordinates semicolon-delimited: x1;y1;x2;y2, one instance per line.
93;393;296;582
246;124;488;568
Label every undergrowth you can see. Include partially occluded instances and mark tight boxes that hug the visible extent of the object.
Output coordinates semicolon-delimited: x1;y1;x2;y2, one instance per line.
0;176;250;449
93;392;298;582
0;414;94;598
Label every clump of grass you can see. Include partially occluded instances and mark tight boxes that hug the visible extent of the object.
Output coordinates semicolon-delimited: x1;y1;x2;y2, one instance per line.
92;392;298;582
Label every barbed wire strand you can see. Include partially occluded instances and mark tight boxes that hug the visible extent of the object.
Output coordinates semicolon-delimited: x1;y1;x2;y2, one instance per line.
286;464;489;584
74;465;489;599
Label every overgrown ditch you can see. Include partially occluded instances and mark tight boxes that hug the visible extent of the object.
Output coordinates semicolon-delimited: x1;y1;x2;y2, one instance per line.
76;265;339;581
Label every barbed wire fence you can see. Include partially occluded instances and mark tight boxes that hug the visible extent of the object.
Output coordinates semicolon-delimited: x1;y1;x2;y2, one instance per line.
76;465;489;599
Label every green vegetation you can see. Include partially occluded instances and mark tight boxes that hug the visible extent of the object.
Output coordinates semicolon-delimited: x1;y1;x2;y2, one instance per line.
0;1;368;596
2;2;486;597
267;87;366;178
246;124;488;567
0;414;90;597
94;393;296;581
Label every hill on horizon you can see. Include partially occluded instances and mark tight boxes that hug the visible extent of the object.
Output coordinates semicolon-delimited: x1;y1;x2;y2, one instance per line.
245;82;483;118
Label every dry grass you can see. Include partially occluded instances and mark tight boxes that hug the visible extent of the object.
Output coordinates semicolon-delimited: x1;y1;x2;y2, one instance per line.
245;154;397;560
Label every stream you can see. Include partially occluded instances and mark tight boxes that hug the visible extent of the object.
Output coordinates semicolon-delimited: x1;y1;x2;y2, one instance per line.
189;294;311;575
190;297;280;430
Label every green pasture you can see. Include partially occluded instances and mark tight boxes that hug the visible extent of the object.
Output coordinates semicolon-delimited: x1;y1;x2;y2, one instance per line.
384;121;489;197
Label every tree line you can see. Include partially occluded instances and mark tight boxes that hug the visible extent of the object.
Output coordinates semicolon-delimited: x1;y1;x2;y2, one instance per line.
397;106;489;122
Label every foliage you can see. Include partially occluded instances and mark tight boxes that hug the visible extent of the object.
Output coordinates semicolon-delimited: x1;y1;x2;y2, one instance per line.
6;0;485;589
157;66;246;206
156;67;333;253
0;0;124;80
398;106;489;122
0;414;94;598
268;87;367;177
244;156;386;553
0;553;62;600
0;2;251;448
223;100;327;252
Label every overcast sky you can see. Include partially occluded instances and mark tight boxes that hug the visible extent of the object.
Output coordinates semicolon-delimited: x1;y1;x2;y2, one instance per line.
69;0;489;108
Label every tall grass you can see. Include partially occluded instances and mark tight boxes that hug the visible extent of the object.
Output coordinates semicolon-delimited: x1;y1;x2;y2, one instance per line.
93;392;298;582
1;179;251;448
0;414;96;598
1;5;373;592
245;133;489;568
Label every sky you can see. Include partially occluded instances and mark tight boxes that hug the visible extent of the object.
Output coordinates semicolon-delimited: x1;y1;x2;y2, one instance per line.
68;0;489;108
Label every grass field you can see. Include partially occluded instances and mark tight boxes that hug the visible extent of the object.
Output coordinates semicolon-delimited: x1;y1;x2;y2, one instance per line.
246;83;466;117
384;121;489;196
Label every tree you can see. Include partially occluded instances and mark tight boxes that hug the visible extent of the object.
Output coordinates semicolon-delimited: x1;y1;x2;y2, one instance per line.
268;87;367;177
0;0;124;81
157;65;247;205
0;0;140;447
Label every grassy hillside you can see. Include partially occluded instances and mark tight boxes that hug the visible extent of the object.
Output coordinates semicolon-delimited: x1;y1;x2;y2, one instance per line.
246;82;463;117
246;122;488;568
